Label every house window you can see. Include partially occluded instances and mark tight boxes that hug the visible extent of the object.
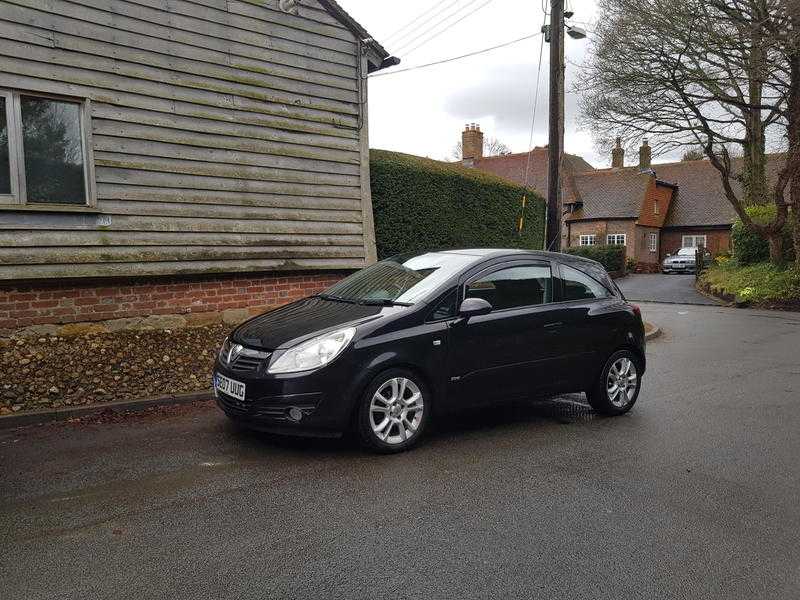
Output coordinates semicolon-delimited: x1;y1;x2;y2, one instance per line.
607;233;627;246
654;200;660;215
579;234;597;246
682;235;707;248
648;232;658;252
0;89;93;206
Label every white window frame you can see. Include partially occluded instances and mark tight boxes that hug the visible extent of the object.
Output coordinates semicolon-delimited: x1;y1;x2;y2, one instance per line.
682;234;707;248
648;232;658;252
653;200;660;215
607;233;627;246
579;234;597;246
0;88;95;208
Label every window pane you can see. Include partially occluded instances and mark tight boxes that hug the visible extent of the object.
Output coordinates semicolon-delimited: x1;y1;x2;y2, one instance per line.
561;264;609;301
0;98;9;195
430;289;457;320
466;265;552;310
21;96;86;204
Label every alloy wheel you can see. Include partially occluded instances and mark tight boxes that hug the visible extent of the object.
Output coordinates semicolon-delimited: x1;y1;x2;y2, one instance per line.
369;377;424;445
606;357;638;408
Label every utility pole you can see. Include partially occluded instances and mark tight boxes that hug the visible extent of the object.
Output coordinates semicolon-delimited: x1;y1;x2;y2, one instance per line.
546;0;565;252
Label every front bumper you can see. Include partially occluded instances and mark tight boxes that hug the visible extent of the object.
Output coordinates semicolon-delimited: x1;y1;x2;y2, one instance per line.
213;357;357;437
662;263;695;273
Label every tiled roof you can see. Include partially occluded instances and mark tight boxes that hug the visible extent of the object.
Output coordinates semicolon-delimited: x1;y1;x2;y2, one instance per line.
471;147;594;202
567;169;652;221
656;157;782;227
568;154;784;227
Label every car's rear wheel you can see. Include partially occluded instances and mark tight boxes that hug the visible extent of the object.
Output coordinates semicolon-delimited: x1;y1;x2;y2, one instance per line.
586;350;642;415
356;369;429;453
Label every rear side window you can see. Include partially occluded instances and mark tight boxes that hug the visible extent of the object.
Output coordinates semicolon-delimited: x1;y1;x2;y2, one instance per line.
560;264;610;301
465;264;552;310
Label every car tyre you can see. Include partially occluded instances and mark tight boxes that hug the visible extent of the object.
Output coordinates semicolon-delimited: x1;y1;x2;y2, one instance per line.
356;368;430;454
586;350;642;416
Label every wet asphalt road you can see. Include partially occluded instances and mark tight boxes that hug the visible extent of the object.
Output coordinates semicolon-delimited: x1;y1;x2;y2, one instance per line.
2;303;800;600
617;273;720;305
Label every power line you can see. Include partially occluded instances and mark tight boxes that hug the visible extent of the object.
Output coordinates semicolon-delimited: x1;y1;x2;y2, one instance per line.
393;0;485;55
384;0;463;47
523;13;549;189
398;0;498;57
368;32;542;78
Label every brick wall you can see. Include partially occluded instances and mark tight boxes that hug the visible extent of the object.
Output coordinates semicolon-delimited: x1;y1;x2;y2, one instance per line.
660;228;731;260
0;271;347;335
567;219;637;258
634;225;660;266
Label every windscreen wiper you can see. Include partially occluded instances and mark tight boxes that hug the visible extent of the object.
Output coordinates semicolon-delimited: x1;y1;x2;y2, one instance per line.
357;298;412;307
317;293;358;304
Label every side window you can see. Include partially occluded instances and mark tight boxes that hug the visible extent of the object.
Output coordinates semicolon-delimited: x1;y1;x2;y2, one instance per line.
560;264;610;301
21;96;87;205
429;288;457;321
465;264;552;311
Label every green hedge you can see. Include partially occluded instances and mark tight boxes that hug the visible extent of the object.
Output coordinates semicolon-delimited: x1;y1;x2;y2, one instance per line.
564;244;626;272
732;205;795;264
369;150;545;259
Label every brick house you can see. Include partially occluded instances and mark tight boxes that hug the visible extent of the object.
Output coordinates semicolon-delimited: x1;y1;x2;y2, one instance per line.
462;126;780;271
565;140;786;270
0;0;397;336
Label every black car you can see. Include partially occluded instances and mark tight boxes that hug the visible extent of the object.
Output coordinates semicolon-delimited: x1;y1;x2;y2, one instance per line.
214;249;646;453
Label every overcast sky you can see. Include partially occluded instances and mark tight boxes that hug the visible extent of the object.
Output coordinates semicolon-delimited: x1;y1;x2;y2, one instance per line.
341;0;608;166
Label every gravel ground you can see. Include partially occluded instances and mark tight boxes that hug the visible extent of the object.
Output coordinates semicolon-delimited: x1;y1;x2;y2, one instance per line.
0;324;228;414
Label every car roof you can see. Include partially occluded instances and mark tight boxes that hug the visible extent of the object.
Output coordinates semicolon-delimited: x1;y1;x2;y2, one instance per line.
437;248;602;267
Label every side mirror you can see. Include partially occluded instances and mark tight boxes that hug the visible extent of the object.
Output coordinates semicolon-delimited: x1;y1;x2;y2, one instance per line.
458;297;492;318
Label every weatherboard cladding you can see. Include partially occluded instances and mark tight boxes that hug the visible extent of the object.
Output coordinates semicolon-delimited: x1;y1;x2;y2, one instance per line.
0;0;384;280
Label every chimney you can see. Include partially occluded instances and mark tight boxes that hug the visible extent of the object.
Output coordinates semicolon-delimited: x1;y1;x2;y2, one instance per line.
611;137;624;168
462;123;484;162
639;139;652;170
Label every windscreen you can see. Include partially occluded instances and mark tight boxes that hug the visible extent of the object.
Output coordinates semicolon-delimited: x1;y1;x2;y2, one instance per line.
322;252;477;304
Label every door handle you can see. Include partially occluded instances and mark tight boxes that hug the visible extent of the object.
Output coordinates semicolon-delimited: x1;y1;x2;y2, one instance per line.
543;321;564;329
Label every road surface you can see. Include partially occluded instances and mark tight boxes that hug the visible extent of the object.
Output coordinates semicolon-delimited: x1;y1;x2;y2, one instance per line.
2;303;799;599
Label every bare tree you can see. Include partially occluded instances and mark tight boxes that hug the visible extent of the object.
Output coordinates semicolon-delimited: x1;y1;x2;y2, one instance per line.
579;0;800;263
450;137;512;161
681;148;707;161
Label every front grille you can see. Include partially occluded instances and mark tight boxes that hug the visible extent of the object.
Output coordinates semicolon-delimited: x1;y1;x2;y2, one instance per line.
228;354;265;373
219;339;271;374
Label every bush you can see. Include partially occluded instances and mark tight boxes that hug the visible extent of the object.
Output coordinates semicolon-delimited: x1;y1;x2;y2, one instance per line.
701;261;800;304
369;150;545;259
732;205;794;264
564;245;626;272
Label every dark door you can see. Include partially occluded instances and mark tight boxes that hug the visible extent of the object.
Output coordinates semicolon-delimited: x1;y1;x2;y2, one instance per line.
446;261;563;407
553;262;621;391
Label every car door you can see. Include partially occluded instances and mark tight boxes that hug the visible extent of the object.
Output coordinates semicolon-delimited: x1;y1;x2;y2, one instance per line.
552;262;621;391
446;260;563;407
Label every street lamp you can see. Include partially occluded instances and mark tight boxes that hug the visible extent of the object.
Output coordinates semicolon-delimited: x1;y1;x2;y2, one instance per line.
566;25;587;39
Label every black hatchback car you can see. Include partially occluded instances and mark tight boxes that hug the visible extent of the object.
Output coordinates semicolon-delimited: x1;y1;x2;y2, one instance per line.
214;249;646;453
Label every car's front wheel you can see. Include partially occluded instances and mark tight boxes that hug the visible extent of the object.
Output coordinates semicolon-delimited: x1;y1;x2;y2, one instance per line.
586;350;642;415
356;369;430;453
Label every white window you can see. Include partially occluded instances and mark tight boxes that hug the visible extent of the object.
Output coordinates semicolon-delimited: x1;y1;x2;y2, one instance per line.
682;235;707;248
579;234;597;246
648;232;658;252
0;89;94;207
653;200;660;215
607;233;627;246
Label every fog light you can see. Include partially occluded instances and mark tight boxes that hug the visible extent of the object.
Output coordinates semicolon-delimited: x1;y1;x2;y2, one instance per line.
287;407;303;422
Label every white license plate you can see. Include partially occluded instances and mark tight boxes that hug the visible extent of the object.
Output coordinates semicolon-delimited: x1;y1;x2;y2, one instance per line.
214;373;246;401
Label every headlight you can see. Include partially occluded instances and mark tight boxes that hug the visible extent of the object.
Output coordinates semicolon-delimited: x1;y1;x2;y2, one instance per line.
267;327;356;374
